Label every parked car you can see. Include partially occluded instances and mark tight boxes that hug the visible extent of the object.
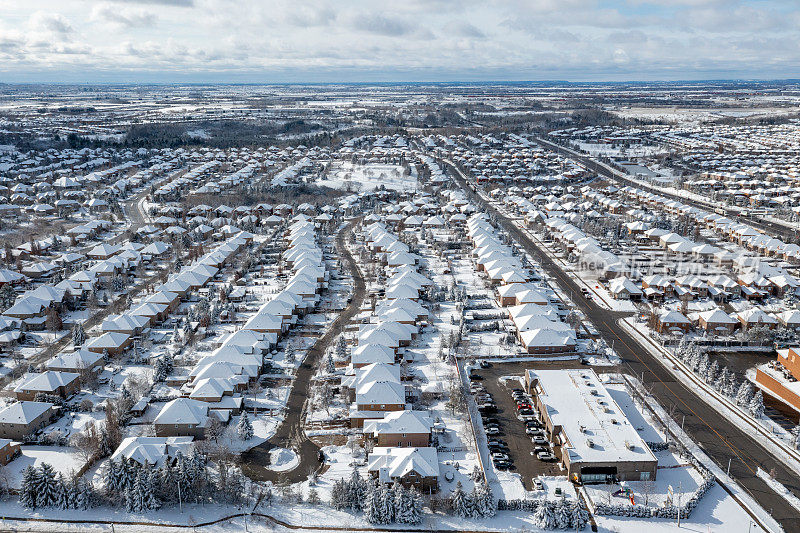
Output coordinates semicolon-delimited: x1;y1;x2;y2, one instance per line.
518;408;534;415
469;374;483;381
526;427;545;436
479;360;492;368
525;419;543;428
486;427;501;436
537;451;556;461
531;435;548;445
491;452;509;461
493;459;513;470
533;478;544;491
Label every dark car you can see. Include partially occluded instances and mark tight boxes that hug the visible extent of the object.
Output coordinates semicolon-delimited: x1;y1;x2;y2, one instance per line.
479;360;492;368
469;374;483;381
519;408;534;416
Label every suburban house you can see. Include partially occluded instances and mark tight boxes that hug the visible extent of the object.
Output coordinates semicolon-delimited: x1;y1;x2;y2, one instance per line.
367;446;439;493
14;371;80;401
363;410;433;447
0;401;56;440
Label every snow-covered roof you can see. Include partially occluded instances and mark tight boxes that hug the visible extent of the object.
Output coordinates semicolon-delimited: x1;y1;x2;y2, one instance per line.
528;369;657;466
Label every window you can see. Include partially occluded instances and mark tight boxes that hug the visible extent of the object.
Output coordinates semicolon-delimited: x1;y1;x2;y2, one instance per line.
640;471;651;481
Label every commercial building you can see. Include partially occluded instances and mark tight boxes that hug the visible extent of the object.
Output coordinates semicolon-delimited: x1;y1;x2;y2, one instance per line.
524;369;658;483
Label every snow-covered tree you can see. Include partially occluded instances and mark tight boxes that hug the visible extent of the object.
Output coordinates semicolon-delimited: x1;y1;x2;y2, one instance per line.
705;360;720;385
72;323;86;346
363;479;388;524
35;463;61;508
326;352;336;374
554;499;571;529
237;411;254;440
55;473;70;510
570;500;589;530
347;468;366;512
451;481;470;517
19;465;38;509
736;380;753;406
473;481;495;518
791;425;800;450
285;344;296;365
330;478;348;510
749;390;765;419
533;500;556;529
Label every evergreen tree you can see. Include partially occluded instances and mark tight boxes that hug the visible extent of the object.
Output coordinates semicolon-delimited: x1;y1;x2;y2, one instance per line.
533;500;556;529
697;353;710;377
72;323;86;346
451;481;470;518
326;352;335;374
749;390;765;419
379;481;395;523
75;477;93;510
19;465;38;509
347;468;366;511
330;478;348;510
791;425;800;450
554;499;571;529
570;500;589;530
55;473;70;510
363;479;387;524
35;463;60;508
159;463;177;503
736;381;754;406
142;464;160;510
706;360;720;385
237;411;254;440
475;481;495;518
408;487;423;524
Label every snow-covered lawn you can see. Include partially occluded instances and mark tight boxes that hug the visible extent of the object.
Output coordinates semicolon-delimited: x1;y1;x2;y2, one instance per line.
5;447;87;490
268;448;299;472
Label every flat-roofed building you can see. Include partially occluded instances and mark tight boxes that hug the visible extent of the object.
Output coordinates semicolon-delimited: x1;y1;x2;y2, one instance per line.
524;369;657;484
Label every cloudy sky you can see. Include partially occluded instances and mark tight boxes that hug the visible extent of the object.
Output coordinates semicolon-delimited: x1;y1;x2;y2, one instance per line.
1;0;799;83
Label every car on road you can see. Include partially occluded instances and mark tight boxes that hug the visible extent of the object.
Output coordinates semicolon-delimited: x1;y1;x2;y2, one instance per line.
531;435;548;445
537;451;556;462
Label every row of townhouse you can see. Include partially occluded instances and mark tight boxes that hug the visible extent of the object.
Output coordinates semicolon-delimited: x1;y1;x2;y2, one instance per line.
466;214;578;354
341;221;440;493
154;217;329;439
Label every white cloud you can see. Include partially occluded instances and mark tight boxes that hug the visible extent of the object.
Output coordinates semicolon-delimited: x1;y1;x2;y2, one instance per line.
0;0;799;81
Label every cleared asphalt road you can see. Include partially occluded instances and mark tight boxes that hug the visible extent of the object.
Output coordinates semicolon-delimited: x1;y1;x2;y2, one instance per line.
444;159;800;532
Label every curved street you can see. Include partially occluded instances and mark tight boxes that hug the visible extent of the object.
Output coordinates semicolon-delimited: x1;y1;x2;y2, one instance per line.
242;219;366;483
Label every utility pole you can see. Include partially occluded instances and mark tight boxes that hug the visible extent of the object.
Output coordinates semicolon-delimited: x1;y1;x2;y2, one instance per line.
178;478;183;513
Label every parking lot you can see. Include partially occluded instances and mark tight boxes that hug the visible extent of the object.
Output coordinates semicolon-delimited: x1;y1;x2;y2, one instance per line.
471;359;594;490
